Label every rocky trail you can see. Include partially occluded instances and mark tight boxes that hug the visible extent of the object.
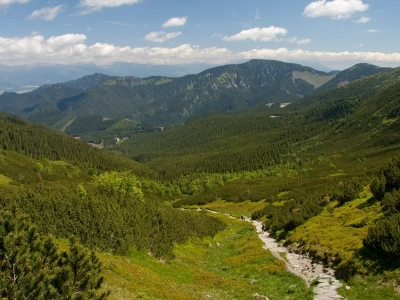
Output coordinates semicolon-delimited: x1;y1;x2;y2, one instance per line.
203;209;344;299
252;219;344;299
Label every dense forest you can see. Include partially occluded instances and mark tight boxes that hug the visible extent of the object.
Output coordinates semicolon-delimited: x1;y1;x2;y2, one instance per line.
0;120;232;297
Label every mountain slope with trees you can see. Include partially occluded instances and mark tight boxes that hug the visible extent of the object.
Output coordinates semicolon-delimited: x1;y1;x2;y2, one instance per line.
112;67;400;289
0;111;226;263
317;63;392;91
1;61;400;298
0;60;335;126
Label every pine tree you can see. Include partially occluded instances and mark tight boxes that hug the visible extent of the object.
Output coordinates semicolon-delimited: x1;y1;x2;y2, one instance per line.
0;208;109;300
0;208;59;299
53;237;109;300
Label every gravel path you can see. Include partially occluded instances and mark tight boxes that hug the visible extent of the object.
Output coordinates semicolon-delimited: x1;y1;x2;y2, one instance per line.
252;219;343;299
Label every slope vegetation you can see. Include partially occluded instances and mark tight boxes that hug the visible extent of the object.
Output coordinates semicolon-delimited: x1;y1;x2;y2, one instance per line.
0;60;334;125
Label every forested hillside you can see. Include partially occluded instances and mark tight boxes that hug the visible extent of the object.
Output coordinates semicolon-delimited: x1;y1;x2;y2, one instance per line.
316;63;392;91
0;112;226;265
115;67;400;178
111;67;400;295
1;61;400;299
0;60;335;126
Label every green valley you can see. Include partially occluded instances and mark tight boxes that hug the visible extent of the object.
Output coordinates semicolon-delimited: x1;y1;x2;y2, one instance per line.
0;60;400;299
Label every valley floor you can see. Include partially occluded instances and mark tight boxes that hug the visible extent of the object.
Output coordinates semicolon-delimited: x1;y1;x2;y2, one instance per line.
92;200;400;299
99;213;312;300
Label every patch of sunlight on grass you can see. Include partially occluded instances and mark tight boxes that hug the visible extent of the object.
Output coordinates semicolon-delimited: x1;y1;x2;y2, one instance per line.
277;191;290;198
329;172;346;177
200;200;266;218
48;160;69;166
0;174;12;184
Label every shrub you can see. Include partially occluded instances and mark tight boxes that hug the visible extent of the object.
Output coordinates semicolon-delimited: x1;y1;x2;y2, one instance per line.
0;208;109;299
363;213;400;259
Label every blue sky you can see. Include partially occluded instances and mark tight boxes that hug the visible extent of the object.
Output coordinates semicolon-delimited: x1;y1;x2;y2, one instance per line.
0;0;399;69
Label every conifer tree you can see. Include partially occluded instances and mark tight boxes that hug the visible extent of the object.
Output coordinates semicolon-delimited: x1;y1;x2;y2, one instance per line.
0;208;109;300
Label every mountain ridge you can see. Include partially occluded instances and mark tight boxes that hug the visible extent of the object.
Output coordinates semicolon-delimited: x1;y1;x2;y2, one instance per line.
0;59;392;129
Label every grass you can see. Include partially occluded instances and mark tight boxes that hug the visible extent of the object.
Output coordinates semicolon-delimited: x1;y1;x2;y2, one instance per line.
48;160;70;166
155;78;173;85
0;174;12;184
191;200;267;218
338;275;400;300
108;119;139;131
98;213;312;299
288;190;382;268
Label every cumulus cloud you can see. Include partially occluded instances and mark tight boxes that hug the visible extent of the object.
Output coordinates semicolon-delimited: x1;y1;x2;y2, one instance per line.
240;48;400;69
355;16;371;23
223;27;288;42
145;31;182;43
0;33;399;69
303;0;369;20
162;17;187;27
79;0;141;14
27;5;65;21
297;38;311;45
0;0;29;7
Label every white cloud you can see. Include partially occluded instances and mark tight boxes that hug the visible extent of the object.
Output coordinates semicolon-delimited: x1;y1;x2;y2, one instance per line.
365;29;380;33
145;31;182;43
162;17;187;27
354;16;371;23
211;33;222;38
286;37;298;43
1;33;399;69
27;5;65;21
79;0;141;14
297;38;311;45
223;27;288;42
0;0;29;7
303;0;369;20
255;9;261;20
103;20;132;27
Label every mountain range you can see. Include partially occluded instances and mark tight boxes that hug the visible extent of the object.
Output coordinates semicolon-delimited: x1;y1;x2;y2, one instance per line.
0;62;216;93
0;60;391;129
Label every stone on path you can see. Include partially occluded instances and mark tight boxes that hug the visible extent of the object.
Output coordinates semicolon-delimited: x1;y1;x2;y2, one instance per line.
314;295;343;300
317;282;331;288
330;280;343;288
252;292;269;299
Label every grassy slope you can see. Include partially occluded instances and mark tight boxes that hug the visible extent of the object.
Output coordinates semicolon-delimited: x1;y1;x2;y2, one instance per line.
98;213;312;300
288;188;381;268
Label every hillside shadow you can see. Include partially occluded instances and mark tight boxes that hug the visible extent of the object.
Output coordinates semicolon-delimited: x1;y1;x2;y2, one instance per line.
357;196;379;209
337;246;400;280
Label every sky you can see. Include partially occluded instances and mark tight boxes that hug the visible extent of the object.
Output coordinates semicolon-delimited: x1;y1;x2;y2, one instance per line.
0;0;399;70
